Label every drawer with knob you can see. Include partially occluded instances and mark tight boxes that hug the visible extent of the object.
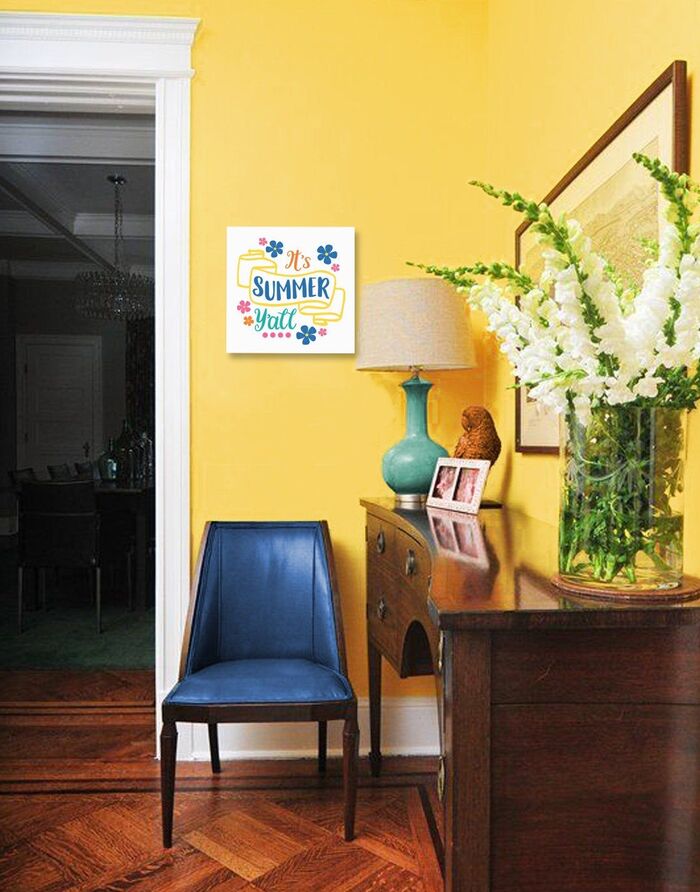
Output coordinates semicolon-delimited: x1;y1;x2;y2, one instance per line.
366;514;395;567
366;569;399;663
395;529;430;591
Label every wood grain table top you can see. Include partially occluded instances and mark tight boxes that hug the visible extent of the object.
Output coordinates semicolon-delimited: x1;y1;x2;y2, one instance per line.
361;499;700;631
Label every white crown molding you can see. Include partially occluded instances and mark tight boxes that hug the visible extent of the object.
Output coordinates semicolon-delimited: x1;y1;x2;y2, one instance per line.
0;14;199;46
0;209;154;240
74;213;154;239
0;209;52;236
0;77;155;114
1;161;75;228
0;116;155;165
0;13;199;81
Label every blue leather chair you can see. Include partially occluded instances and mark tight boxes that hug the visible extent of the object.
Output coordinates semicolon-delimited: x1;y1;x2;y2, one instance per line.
160;520;359;846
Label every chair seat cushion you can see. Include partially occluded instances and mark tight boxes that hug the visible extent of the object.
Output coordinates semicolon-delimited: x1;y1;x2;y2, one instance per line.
164;658;353;706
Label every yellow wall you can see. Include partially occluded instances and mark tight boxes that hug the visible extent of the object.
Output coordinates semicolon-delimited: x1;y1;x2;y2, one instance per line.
7;0;699;694
1;0;488;696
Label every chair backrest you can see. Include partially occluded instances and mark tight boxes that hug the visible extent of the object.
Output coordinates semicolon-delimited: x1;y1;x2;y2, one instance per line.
74;460;94;479
182;521;345;678
47;463;73;481
18;480;97;568
9;467;36;486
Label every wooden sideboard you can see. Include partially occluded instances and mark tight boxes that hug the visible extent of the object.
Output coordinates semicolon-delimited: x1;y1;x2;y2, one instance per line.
361;498;700;892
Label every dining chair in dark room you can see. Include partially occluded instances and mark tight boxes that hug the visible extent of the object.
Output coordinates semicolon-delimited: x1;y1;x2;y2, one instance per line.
47;463;73;481
74;460;96;480
160;521;359;847
8;467;36;486
17;480;102;632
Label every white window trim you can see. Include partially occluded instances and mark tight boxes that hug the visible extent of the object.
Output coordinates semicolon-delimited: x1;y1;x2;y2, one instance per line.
0;13;199;757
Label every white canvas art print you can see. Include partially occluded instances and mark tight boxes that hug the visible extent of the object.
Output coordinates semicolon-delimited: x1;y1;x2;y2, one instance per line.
226;226;355;354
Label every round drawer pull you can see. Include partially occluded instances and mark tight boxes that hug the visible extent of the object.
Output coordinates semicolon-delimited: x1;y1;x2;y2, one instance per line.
405;549;416;576
376;598;387;621
376;531;385;554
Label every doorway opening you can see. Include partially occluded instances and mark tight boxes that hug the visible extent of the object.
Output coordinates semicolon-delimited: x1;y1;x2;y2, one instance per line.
0;111;156;709
0;11;196;759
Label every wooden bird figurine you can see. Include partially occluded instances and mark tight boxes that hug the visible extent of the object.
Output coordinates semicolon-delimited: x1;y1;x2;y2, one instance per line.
453;406;501;466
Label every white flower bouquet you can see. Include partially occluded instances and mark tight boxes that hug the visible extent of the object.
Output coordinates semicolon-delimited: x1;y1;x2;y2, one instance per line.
415;155;696;591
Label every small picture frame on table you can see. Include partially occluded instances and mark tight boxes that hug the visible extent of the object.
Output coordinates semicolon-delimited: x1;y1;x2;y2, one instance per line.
426;458;490;514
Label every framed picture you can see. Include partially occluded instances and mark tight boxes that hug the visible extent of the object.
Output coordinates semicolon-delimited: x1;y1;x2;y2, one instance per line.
426;457;490;514
226;226;355;354
428;509;489;569
515;60;688;452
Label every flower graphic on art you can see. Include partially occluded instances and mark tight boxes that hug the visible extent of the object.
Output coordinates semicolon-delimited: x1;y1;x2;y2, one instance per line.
317;244;337;265
296;325;317;345
237;300;251;314
331;263;340;272
243;315;253;326
319;328;327;336
258;237;268;246
265;239;284;258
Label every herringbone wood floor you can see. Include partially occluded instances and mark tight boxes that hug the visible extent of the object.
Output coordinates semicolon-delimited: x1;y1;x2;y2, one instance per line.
0;672;443;892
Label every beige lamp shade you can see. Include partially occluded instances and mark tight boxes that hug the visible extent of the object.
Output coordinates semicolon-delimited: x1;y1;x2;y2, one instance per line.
355;277;476;371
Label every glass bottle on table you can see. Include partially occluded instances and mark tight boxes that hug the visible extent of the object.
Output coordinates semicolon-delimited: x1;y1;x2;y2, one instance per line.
97;438;118;481
115;419;135;486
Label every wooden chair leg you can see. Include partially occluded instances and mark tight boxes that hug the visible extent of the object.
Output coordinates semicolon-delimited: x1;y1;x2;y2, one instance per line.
318;721;327;774
17;566;23;633
342;705;359;842
208;722;221;774
160;721;178;847
95;566;102;633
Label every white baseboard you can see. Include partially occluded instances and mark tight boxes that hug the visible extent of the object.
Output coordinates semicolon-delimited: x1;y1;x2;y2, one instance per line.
183;696;439;761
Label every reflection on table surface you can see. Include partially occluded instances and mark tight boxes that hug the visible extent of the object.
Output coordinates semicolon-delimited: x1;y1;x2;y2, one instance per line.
363;497;700;625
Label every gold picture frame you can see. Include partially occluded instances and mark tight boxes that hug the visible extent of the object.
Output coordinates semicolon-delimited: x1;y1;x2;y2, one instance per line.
515;60;689;453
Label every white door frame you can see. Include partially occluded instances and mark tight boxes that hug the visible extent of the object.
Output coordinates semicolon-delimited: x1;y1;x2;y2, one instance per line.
16;333;103;470
0;13;199;756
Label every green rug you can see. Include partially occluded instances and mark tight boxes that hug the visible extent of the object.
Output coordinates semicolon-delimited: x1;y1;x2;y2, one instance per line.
0;554;154;669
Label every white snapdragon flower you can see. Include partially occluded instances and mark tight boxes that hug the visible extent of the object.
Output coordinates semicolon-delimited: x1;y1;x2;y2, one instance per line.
572;394;592;426
604;376;636;405
633;375;662;399
659;219;682;269
447;165;700;427
622;265;676;374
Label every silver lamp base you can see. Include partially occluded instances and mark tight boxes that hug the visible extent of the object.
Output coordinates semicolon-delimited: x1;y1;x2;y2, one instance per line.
394;493;427;509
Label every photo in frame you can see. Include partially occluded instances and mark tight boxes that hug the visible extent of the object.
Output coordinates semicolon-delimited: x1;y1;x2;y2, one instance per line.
426;457;490;514
515;60;688;452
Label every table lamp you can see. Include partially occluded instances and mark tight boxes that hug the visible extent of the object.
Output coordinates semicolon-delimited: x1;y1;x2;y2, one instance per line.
356;277;476;507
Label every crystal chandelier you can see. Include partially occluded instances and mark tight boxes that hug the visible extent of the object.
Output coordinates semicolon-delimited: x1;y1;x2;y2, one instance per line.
75;175;153;321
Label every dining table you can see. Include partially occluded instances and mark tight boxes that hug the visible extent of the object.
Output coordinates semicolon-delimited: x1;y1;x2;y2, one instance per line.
95;481;154;611
6;478;155;612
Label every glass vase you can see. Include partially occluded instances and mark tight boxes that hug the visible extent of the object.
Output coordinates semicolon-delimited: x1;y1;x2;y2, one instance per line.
559;406;686;592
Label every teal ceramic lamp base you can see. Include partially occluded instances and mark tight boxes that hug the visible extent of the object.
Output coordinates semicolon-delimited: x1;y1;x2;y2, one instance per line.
382;373;447;508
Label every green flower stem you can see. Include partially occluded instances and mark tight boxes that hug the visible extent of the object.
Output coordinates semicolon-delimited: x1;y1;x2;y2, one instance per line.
559;407;684;587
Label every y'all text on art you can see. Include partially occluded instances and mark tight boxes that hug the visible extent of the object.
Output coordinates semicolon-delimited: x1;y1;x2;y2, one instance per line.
254;307;297;332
